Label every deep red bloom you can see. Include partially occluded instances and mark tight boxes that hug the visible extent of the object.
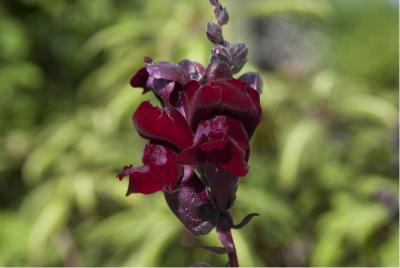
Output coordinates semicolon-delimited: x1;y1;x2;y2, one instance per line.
118;54;262;232
183;79;261;138
133;101;193;149
117;144;181;194
117;2;264;266
178;115;250;177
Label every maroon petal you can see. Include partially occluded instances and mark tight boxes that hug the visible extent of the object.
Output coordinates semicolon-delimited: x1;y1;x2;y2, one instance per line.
130;67;150;92
247;86;262;124
218;138;249;177
133;101;193;149
117;144;182;195
187;84;223;127
218;80;261;137
129;57;154;92
183;80;201;116
199;138;227;151
194;115;249;159
178;137;248;177
202;164;239;210
187;80;261;137
164;173;218;235
178;115;249;176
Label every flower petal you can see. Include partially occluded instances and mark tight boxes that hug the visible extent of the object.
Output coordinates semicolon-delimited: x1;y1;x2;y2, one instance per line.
183;80;201;116
186;84;222;128
187;79;261;137
130;67;150;92
117;144;181;195
194;115;249;159
178;137;248;177
133;101;193;149
202;164;239;210
218;138;249;177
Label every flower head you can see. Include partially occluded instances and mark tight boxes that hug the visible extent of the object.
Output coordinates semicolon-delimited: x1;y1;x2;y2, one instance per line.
117;1;263;265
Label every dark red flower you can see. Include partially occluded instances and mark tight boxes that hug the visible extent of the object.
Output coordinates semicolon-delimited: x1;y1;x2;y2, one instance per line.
177;115;250;177
183;78;261;138
117;0;264;240
117;143;181;194
133;101;193;149
118;55;262;231
117;2;265;266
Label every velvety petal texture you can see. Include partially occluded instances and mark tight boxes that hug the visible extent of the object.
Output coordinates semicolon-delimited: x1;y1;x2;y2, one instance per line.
202;164;239;211
119;49;262;237
178;116;249;177
117;144;181;194
184;78;261;137
133;101;193;149
130;67;149;92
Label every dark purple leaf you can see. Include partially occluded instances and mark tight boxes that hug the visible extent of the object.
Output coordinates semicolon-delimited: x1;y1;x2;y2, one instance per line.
215;6;229;25
206;22;223;45
203;59;232;81
164;173;218;235
146;61;184;83
229;43;248;74
239;72;263;93
211;45;230;63
231;213;259;229
179;60;205;83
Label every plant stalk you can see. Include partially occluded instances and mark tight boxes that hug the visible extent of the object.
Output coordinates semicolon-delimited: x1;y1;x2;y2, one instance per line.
216;212;239;267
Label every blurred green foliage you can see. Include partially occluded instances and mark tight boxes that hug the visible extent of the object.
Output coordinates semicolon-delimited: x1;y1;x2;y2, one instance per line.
0;0;398;266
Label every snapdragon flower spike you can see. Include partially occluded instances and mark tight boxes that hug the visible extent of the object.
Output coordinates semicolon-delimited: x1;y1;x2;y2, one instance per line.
117;0;263;265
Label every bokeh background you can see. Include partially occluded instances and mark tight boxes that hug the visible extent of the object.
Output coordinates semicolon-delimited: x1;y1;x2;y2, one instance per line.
0;0;398;266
